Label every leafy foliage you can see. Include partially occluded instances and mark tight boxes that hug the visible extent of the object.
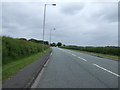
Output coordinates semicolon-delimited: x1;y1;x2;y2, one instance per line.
29;38;49;45
2;36;49;65
50;43;56;47
57;42;62;47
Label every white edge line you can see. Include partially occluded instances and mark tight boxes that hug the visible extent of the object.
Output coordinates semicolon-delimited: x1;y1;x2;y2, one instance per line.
78;57;87;62
93;64;120;77
31;66;45;88
31;59;50;88
44;59;50;67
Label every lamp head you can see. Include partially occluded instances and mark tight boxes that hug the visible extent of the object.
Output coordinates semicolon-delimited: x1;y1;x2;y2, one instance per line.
52;4;56;6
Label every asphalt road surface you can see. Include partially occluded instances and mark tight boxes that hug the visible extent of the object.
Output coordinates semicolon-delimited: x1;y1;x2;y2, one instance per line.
31;47;119;88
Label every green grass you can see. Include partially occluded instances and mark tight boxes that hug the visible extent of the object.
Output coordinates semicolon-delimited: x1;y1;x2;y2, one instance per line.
79;51;118;60
62;48;119;60
3;48;51;82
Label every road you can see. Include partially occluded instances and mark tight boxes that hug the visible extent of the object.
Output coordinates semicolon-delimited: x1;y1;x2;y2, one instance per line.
31;47;119;88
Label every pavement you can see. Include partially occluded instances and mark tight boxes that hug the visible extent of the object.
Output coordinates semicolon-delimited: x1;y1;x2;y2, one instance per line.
31;47;119;88
2;51;52;88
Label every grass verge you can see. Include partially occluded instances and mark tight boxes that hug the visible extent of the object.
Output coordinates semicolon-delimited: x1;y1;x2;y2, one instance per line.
61;48;119;61
3;48;51;82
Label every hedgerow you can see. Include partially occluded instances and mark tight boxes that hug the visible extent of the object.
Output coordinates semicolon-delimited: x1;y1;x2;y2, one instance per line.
2;36;49;65
60;46;119;56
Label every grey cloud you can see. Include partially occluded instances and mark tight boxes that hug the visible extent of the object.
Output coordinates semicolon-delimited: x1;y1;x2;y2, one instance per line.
60;2;85;15
2;2;118;46
2;2;44;38
92;3;117;23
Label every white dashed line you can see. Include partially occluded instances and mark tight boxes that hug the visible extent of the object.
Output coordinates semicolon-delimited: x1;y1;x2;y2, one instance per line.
72;54;76;56
93;64;120;77
60;49;119;78
78;57;87;61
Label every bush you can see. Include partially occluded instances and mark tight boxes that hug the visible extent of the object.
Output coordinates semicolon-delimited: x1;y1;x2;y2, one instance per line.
2;36;49;65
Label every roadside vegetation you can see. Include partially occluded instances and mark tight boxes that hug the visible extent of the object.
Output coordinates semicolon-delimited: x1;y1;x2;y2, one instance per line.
2;36;49;65
3;49;50;82
2;36;50;81
60;46;119;60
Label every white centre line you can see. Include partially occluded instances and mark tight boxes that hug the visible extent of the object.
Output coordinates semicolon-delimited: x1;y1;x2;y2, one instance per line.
72;54;76;56
78;57;87;62
93;64;120;77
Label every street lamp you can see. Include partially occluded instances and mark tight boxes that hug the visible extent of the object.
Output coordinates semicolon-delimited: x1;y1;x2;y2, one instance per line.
42;4;56;52
49;28;56;46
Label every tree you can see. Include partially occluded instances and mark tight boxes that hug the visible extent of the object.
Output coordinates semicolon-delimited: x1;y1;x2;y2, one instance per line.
19;38;27;41
28;39;49;45
63;44;66;47
51;43;56;47
29;39;43;44
57;42;62;47
44;41;49;45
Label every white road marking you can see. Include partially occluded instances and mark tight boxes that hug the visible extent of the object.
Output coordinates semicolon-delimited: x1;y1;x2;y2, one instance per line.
62;49;119;77
93;64;120;77
50;53;52;56
31;59;50;88
78;57;87;61
31;66;45;88
44;59;50;67
72;54;76;56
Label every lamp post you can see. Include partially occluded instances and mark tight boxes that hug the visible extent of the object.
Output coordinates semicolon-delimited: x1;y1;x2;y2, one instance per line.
42;4;56;52
49;28;56;46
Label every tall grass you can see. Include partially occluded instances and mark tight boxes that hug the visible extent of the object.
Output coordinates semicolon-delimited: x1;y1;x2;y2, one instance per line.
2;36;49;65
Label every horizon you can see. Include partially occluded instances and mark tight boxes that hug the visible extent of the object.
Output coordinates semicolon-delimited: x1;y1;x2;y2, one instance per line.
2;35;119;47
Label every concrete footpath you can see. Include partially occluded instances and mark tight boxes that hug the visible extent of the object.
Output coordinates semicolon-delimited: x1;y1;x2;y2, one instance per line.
2;50;52;88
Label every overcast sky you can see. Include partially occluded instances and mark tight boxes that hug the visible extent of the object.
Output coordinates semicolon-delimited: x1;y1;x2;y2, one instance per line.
2;1;118;46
